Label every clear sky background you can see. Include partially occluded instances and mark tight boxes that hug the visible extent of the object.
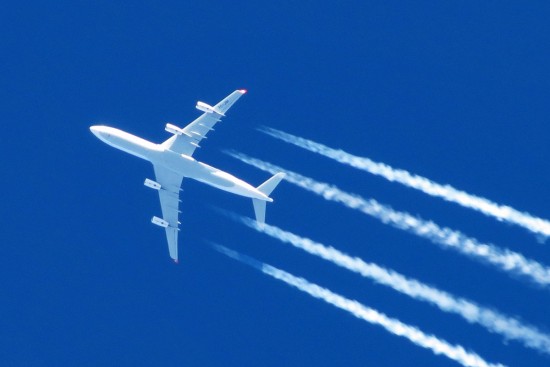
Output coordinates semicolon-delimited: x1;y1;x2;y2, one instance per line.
2;1;550;366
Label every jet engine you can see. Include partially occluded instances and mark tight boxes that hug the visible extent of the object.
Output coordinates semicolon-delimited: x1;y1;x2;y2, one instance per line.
196;101;224;116
165;123;185;136
144;178;161;190
151;216;169;228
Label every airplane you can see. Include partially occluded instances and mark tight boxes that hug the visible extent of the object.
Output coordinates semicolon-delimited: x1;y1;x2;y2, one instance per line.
90;89;285;263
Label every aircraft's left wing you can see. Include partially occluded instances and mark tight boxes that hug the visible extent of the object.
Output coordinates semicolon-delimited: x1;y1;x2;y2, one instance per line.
161;89;246;157
151;165;184;263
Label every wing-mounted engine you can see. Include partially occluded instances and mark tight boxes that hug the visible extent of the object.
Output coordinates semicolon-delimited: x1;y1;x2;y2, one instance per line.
165;123;189;136
151;216;169;228
165;123;203;149
151;216;181;230
144;177;183;194
144;178;162;190
196;101;225;116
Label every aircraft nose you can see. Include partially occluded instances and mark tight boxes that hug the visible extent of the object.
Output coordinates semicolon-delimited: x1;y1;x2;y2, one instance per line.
90;125;101;136
90;125;109;139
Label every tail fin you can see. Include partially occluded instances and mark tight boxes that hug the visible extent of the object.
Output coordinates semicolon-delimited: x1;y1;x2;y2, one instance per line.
252;172;286;225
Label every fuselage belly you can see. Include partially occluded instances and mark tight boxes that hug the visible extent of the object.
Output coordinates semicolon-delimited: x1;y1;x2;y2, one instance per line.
91;126;269;201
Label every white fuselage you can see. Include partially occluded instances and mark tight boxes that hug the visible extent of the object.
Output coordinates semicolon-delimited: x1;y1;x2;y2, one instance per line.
90;126;271;201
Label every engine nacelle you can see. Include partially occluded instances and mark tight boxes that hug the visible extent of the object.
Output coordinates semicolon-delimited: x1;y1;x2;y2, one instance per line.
144;178;161;190
196;101;224;116
151;216;169;228
165;123;184;136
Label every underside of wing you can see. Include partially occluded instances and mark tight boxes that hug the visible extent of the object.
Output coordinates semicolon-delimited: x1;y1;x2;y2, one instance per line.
160;89;246;157
151;165;184;262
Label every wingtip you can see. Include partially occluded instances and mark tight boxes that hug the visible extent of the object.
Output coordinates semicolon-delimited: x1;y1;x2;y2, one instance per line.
174;259;179;264
239;89;247;94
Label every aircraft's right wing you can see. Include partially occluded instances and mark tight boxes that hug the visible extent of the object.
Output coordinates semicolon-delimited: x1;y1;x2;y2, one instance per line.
161;90;246;157
150;165;184;263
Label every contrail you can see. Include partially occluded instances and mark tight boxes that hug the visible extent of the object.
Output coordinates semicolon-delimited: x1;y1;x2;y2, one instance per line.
225;151;550;287
211;243;507;367
259;126;550;240
223;211;550;354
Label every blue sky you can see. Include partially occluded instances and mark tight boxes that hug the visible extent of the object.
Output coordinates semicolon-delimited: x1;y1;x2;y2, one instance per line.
2;1;550;366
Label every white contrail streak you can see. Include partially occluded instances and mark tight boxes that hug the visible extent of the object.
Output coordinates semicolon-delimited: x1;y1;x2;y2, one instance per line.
227;212;550;354
212;244;506;367
225;151;550;287
259;126;550;240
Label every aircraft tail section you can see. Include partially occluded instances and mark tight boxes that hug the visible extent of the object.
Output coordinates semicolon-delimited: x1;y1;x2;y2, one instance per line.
252;173;286;225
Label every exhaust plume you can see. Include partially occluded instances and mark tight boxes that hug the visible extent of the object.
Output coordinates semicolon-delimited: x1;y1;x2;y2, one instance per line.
225;151;550;287
211;243;507;367
225;212;550;354
259;127;550;240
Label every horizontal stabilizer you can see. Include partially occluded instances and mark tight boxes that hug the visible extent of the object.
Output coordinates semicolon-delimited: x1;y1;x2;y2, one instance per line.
253;199;266;225
257;172;286;197
252;172;285;225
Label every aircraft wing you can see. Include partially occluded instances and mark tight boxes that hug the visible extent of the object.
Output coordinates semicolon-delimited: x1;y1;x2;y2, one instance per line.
161;89;246;157
153;165;184;262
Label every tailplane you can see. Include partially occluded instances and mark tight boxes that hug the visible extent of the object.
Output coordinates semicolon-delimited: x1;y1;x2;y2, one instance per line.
252;172;286;225
252;199;267;225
